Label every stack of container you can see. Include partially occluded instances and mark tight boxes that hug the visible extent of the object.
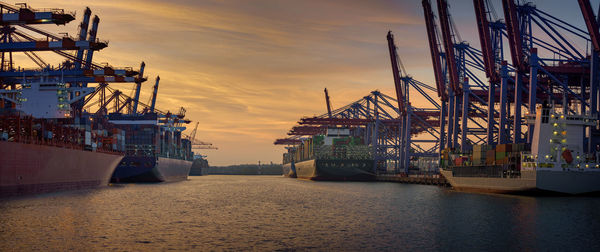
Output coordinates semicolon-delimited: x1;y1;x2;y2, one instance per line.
472;144;493;166
485;149;496;165
293;135;370;161
346;145;371;160
454;156;468;166
314;144;331;159
495;144;512;165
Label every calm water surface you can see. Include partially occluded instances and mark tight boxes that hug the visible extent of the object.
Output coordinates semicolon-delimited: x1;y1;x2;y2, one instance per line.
1;175;600;251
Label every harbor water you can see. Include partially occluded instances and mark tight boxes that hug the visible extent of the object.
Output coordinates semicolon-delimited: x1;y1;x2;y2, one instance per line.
1;175;600;251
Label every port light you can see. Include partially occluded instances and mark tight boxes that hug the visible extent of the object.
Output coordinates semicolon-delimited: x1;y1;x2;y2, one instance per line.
560;115;565;119
586;164;589;168
553;131;558;135
561;139;567;143
553;123;558;127
545;155;550;159
562;131;567;135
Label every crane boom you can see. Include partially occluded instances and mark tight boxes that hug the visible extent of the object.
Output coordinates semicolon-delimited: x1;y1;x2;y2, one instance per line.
579;0;600;51
422;0;447;101
386;31;406;115
190;122;199;143
193;145;218;150
502;0;525;71
132;61;145;114
74;7;91;69
150;76;160;112
324;88;332;118
473;0;498;82
84;15;99;69
436;0;461;95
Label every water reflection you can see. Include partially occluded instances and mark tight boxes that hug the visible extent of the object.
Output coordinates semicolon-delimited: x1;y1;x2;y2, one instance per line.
1;176;599;251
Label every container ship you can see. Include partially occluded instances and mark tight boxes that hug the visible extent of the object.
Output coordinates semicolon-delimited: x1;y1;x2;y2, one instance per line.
108;112;193;182
189;155;209;176
0;80;125;197
440;104;600;195
282;128;374;181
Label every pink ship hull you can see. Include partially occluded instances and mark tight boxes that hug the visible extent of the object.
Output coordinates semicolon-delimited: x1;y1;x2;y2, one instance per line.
0;141;123;197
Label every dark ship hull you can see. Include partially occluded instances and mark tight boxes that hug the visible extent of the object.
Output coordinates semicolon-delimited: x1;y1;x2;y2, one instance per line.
111;156;191;182
189;158;209;176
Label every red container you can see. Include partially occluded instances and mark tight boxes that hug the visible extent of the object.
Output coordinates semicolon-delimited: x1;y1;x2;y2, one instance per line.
454;157;463;166
499;143;512;153
562;149;573;164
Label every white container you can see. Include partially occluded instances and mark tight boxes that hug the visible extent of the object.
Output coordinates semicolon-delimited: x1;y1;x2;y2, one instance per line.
85;131;92;146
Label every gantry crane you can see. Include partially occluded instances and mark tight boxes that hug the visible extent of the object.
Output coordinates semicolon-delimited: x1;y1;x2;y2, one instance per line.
324;88;333;118
184;122;218;150
0;3;146;118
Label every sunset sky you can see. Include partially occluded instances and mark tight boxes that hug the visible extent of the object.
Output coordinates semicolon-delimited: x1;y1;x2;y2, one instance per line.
16;0;598;165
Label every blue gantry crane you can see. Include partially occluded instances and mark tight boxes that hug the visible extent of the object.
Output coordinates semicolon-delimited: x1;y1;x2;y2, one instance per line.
423;0;597;152
277;0;600;175
0;2;146;118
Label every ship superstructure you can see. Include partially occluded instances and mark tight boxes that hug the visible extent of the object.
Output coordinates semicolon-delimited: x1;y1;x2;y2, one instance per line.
440;104;600;194
526;105;600;194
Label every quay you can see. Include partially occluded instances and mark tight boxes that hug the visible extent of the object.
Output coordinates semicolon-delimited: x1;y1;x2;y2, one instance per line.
376;174;449;187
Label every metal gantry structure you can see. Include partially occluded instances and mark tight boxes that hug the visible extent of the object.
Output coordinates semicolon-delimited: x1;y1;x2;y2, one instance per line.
277;0;600;175
278;89;440;173
422;0;600;154
276;31;442;174
0;2;145;116
0;3;217;151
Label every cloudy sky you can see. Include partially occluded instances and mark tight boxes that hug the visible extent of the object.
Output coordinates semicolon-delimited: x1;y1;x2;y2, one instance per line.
16;0;598;165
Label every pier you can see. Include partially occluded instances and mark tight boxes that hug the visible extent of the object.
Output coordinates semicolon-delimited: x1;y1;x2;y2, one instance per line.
376;174;449;187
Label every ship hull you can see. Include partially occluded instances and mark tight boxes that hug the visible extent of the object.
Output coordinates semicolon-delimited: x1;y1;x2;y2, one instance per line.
536;170;600;194
189;158;209;176
440;169;537;194
282;162;297;178
441;168;600;195
0;141;123;197
295;159;375;181
111;156;192;183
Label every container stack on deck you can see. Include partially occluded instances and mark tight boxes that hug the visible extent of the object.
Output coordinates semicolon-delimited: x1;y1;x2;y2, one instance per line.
441;143;531;171
287;134;371;164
